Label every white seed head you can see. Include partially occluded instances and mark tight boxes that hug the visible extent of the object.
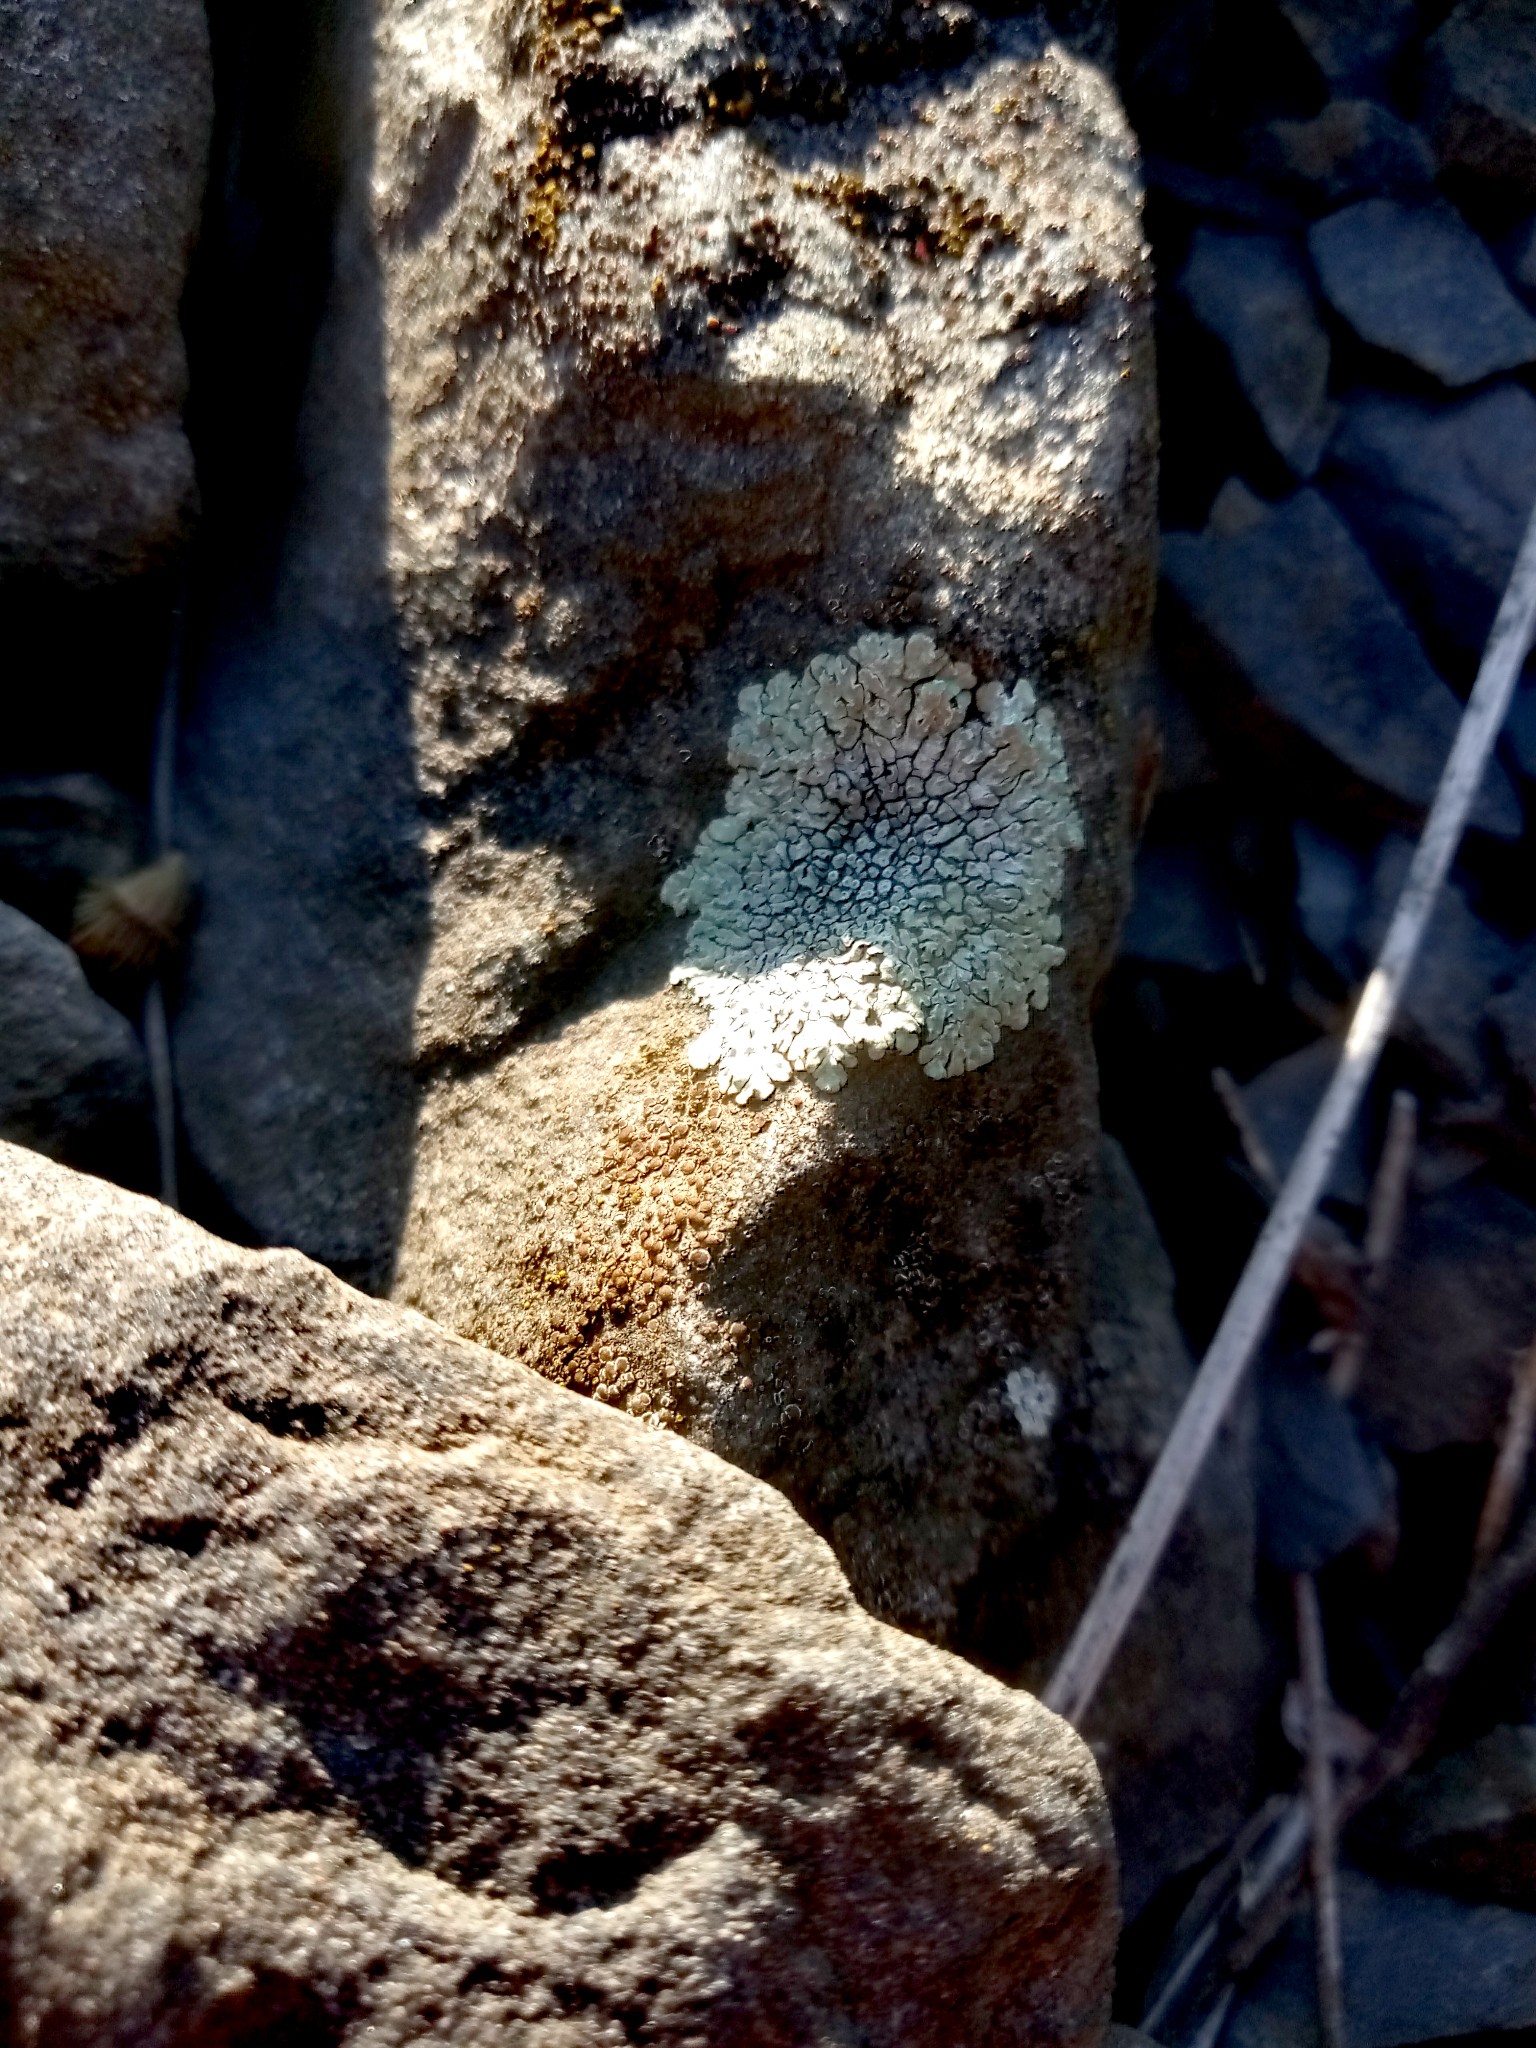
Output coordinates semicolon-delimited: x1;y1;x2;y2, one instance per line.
664;632;1083;1100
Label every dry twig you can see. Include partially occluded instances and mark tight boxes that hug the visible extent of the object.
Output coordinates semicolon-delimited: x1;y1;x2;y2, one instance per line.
1295;1573;1347;2048
1474;1337;1536;1569
1045;493;1536;1730
1327;1089;1416;1399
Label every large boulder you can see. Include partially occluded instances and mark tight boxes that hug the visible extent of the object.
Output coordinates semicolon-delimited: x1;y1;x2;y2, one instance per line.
0;1140;1116;2047
174;0;1157;1663
0;0;212;585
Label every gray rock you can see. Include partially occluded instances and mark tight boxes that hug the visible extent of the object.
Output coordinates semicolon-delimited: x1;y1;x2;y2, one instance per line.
1424;0;1536;211
1251;100;1437;210
176;5;1156;1299
1121;838;1248;975
0;901;149;1171
0;0;212;584
1276;0;1418;96
1080;1140;1266;1927
1353;1724;1536;1912
0;774;143;939
1293;818;1369;983
1224;1867;1536;2048
1310;198;1536;387
0;1139;1116;2048
1327;384;1536;662
1258;1348;1394;1573
176;0;1157;1670
1161;490;1522;837
1178;229;1336;475
1242;1038;1371;1208
1360;1172;1536;1454
1361;837;1521;1096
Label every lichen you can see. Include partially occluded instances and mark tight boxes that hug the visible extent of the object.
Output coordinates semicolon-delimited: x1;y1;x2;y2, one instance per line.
662;631;1083;1103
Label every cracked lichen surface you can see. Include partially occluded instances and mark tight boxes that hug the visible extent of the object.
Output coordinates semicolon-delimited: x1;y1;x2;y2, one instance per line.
662;630;1083;1102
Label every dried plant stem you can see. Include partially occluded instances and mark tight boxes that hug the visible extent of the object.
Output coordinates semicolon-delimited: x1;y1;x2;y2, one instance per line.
1213;1065;1280;1196
1045;492;1536;1730
1474;1337;1536;1569
1230;1490;1536;1976
1328;1089;1417;1399
1295;1574;1347;2048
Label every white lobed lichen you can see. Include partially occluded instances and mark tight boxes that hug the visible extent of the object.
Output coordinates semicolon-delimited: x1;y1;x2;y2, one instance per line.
661;630;1084;1104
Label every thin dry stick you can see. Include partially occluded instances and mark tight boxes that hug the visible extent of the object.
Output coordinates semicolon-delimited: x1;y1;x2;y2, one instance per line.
145;602;184;1211
1045;492;1536;1729
1295;1574;1347;2048
1213;1065;1280;1195
1327;1090;1417;1398
1474;1337;1536;1568
1229;1484;1536;1977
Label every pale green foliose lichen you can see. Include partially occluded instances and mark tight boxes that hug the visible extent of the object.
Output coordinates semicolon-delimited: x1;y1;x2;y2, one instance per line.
661;630;1084;1104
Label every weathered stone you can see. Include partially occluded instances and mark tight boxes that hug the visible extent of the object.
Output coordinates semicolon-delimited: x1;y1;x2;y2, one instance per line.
0;773;143;940
1326;385;1536;664
0;0;212;584
1353;1724;1536;1912
1224;1868;1536;2048
175;5;1155;1308
1161;490;1522;837
174;0;1156;1684
1309;198;1536;387
1292;818;1368;984
1076;1140;1266;1927
0;901;150;1175
1275;0;1417;96
1177;229;1336;475
1424;0;1536;211
1257;1348;1393;1573
1359;1173;1536;1455
0;1140;1116;2048
1250;100;1436;210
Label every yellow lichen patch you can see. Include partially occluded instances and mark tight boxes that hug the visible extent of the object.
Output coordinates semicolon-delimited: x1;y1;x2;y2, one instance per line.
520;0;626;254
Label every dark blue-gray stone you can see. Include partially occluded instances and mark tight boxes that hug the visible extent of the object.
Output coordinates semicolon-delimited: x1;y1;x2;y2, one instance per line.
1310;198;1536;386
1178;229;1336;475
1258;1348;1393;1573
1326;383;1536;661
1424;0;1536;211
1251;100;1437;210
1223;1867;1536;2048
1277;0;1418;96
1162;490;1523;837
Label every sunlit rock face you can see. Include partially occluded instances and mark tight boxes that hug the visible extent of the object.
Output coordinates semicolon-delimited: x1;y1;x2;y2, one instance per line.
664;631;1082;1101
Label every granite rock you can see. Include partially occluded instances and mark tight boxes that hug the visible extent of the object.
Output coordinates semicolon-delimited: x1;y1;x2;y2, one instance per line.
1309;198;1536;387
0;1139;1117;2048
0;0;212;584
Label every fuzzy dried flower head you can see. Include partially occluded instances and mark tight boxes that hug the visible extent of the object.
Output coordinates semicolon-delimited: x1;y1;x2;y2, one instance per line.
662;631;1083;1103
72;851;191;972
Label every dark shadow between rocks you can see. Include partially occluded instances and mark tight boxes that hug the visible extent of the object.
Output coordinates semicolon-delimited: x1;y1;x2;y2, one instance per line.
174;0;430;1292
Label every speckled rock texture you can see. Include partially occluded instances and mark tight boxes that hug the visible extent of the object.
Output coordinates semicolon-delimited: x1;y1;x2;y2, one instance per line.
175;0;1155;1682
0;1142;1116;2048
0;0;212;583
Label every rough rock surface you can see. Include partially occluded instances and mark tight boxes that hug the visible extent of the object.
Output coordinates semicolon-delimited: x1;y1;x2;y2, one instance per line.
1176;230;1335;475
1160;490;1521;837
1308;198;1536;388
0;0;212;583
0;1141;1116;2048
1352;1724;1536;1912
1424;0;1536;210
175;0;1156;1678
0;901;150;1175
